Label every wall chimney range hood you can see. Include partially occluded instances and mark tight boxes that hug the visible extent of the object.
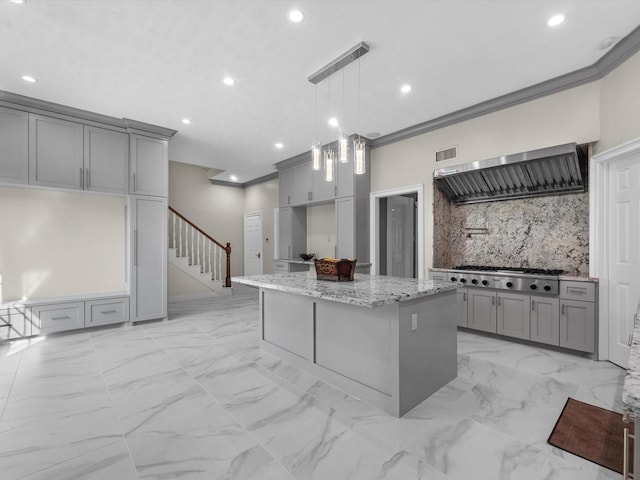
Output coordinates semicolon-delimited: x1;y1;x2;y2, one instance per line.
433;143;586;204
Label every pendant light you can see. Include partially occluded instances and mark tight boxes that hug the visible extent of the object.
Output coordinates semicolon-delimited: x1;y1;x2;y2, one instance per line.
312;85;321;170
325;149;335;182
354;57;366;175
339;131;348;163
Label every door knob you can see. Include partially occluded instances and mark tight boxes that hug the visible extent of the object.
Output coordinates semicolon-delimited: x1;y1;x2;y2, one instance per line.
256;253;261;258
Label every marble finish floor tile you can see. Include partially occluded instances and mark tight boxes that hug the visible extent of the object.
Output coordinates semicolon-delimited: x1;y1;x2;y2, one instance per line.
0;288;627;480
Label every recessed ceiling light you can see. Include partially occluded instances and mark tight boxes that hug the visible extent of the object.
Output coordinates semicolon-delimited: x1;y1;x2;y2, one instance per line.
288;10;304;23
21;75;37;83
10;0;26;4
401;84;412;94
229;174;238;182
547;14;565;27
223;76;235;86
328;117;339;128
181;118;191;125
275;142;284;149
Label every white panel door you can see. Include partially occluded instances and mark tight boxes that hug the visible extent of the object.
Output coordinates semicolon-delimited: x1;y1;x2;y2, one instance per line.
244;212;263;276
608;154;640;366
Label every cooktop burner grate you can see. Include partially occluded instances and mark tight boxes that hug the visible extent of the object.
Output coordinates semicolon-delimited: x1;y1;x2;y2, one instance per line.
453;265;565;276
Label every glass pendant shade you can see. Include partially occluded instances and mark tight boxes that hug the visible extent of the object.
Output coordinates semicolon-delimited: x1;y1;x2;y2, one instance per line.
339;132;348;163
325;149;335;182
354;139;365;175
312;143;321;170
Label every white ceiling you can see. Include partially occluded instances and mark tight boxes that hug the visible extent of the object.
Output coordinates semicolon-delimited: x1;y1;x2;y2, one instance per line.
2;0;640;183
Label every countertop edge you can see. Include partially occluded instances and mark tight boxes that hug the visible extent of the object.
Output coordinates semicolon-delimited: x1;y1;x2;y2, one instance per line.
623;305;640;418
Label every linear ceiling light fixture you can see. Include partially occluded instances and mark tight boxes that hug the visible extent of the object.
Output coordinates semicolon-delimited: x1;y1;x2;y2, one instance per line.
308;42;370;178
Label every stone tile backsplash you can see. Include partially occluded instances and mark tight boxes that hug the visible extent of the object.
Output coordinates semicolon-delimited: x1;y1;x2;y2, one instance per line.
433;187;589;274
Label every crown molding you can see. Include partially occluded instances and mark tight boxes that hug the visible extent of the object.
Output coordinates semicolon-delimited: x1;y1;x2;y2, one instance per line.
371;24;640;150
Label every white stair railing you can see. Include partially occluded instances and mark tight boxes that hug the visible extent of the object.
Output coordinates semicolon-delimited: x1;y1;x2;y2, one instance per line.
168;207;231;287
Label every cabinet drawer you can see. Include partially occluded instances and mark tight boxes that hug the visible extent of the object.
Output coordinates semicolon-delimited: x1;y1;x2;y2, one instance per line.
32;302;84;335
0;307;31;340
86;298;129;327
273;261;289;273
559;281;596;302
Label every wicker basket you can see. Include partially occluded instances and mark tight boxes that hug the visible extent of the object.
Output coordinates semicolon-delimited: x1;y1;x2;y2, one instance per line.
314;258;357;281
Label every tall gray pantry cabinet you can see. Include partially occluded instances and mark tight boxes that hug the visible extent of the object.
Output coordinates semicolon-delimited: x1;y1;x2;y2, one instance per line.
0;91;175;338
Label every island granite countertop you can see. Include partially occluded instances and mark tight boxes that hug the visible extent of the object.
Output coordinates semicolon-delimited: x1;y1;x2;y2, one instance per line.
233;271;457;308
622;303;640;419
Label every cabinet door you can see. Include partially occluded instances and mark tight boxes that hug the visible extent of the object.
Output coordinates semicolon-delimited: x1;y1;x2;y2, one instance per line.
290;161;311;205
560;299;595;352
457;290;468;327
130;135;168;197
311;165;335;203
131;196;167;321
29;114;84;189
497;292;530;340
278;167;293;206
336;196;355;259
467;289;497;333
0;107;28;184
530;295;560;346
278;207;292;259
336;158;354;197
84;126;129;194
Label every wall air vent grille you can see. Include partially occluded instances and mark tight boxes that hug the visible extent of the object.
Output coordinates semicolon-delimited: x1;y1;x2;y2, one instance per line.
435;146;458;162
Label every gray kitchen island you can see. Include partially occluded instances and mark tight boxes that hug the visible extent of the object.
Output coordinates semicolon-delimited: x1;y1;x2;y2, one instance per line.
233;271;458;417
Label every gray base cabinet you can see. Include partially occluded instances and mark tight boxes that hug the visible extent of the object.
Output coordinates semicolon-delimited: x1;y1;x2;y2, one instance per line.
130;134;168;197
560;299;595;352
530;295;560;346
468;288;497;333
32;302;85;335
497;292;530;340
0;107;28;184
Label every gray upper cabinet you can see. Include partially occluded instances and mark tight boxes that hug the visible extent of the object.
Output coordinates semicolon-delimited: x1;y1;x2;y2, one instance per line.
84;126;129;194
29;114;84;189
279;160;311;206
336;158;354;198
335;196;355;259
130;134;168;197
279;167;294;206
0;107;28;185
311;165;335;203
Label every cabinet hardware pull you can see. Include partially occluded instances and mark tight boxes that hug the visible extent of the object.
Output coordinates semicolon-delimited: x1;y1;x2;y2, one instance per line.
531;300;535;311
308;191;312;201
492;296;495;305
86;169;90;189
567;287;586;294
52;315;70;320
80;167;83;188
100;310;117;314
463;293;466;301
133;230;138;266
628;334;633;347
133;173;136;192
334;186;337;196
288;195;291;205
561;304;565;316
498;297;502;306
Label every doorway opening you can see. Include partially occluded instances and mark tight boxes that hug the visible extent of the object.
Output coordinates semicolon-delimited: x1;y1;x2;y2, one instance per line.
370;184;424;278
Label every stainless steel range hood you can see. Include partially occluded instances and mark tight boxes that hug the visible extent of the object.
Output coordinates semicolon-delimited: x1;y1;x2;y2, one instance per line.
434;143;586;204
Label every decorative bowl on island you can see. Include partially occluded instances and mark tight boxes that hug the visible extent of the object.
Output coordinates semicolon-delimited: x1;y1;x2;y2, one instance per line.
299;253;315;261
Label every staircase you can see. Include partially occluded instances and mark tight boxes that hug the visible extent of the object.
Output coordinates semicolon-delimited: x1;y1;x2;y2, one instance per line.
168;207;232;297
